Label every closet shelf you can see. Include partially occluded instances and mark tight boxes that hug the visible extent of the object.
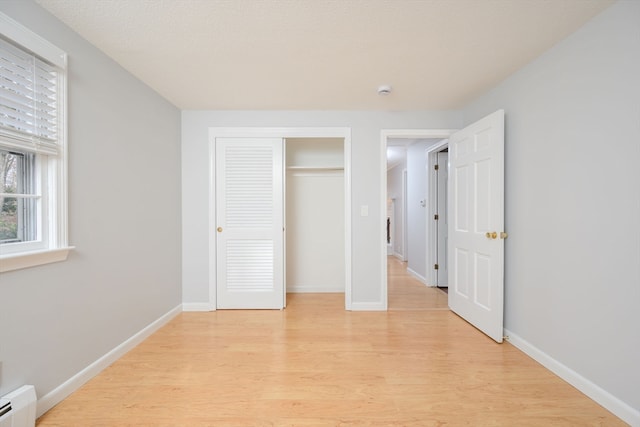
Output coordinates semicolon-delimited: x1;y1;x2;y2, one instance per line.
286;166;344;171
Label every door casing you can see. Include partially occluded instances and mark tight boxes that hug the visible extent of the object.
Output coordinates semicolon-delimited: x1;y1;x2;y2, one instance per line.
381;129;457;309
427;139;450;286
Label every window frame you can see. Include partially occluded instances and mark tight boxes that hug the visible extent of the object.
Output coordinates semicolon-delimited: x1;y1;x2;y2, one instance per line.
0;12;72;273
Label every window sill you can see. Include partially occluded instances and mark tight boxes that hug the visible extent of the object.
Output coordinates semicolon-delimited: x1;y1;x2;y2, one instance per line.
0;247;74;273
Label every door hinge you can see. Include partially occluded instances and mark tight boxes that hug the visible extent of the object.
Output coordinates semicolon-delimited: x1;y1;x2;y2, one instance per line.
434;264;439;270
434;214;439;220
434;164;439;170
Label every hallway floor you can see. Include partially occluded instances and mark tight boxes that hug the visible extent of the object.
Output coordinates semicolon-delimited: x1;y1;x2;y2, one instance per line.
387;256;449;311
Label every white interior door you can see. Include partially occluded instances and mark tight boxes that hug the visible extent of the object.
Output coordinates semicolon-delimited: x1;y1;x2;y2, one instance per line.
216;137;284;309
448;110;505;342
436;151;449;287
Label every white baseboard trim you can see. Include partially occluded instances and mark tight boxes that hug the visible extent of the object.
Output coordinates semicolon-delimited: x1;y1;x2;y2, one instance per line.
350;301;386;311
36;304;182;418
182;302;215;311
392;252;405;261
406;267;427;284
504;329;639;426
287;285;344;293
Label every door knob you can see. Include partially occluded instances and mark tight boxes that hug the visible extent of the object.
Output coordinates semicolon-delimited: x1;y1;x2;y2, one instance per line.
500;232;508;239
217;227;223;233
485;231;497;239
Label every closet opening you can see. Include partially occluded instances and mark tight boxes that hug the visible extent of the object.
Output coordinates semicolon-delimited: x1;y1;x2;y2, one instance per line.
285;138;346;297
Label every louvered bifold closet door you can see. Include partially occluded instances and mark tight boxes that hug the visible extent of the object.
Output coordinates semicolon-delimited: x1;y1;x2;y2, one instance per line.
215;138;284;309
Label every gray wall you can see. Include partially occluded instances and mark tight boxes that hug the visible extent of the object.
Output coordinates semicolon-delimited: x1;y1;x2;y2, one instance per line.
406;141;428;279
181;111;462;306
0;0;182;401
463;0;640;412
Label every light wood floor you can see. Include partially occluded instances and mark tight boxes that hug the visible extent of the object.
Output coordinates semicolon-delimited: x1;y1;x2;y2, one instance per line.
37;259;623;426
387;257;448;311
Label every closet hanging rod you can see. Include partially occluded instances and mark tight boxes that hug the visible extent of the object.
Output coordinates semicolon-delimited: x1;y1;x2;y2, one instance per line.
286;166;344;171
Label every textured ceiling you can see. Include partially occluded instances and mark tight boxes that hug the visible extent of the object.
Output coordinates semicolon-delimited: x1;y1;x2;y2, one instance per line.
35;0;613;110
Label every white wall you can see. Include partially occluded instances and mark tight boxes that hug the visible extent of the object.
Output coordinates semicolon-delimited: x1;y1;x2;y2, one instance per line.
405;141;429;280
463;0;640;419
0;0;182;404
286;173;344;292
181;111;461;307
286;138;345;292
387;161;405;258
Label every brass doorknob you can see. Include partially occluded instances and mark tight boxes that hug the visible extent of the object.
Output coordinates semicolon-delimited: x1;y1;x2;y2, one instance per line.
485;231;497;239
500;232;508;239
217;227;223;233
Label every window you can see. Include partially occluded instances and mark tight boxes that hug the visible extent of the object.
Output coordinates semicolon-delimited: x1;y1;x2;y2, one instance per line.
0;13;71;272
1;150;38;244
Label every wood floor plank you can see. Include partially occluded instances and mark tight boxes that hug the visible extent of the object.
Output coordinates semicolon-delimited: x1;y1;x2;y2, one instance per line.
36;258;624;426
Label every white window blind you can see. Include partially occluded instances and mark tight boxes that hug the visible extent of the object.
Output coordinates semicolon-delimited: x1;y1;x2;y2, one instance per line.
0;36;59;155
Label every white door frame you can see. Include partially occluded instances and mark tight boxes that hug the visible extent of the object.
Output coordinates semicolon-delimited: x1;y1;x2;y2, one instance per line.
387;198;395;255
209;127;352;310
426;139;450;286
380;129;456;308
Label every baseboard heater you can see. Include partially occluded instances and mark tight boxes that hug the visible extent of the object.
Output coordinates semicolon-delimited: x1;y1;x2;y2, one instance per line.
0;386;36;427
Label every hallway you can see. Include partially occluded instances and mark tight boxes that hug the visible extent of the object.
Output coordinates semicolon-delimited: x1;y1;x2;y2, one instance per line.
387;256;449;311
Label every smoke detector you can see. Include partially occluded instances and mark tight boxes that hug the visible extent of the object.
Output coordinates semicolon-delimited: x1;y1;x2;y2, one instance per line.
377;85;392;95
